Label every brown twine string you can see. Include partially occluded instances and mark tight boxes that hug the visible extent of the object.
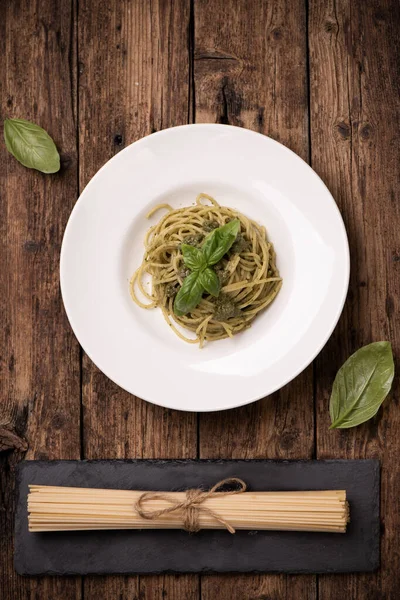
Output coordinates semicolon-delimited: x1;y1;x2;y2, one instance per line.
134;477;247;534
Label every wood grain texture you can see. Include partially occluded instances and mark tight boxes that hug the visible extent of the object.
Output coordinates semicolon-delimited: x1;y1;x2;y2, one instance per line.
309;0;400;597
194;0;315;597
78;1;198;598
1;0;400;596
0;1;81;599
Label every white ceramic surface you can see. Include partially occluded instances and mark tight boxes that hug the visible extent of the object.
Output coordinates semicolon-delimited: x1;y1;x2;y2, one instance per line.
60;124;349;412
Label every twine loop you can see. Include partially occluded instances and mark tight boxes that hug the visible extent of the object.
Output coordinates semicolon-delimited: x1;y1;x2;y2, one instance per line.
134;477;247;534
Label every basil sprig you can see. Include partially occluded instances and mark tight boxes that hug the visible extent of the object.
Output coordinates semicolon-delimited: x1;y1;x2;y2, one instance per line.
329;341;394;429
4;118;60;174
174;219;240;316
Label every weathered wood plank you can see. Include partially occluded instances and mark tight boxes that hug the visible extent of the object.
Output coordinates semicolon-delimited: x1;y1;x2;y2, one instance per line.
309;0;400;597
78;1;199;598
2;0;397;596
0;0;81;598
86;576;196;600
194;0;315;597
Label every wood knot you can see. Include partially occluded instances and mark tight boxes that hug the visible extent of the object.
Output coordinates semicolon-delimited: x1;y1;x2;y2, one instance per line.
324;20;338;34
360;124;372;139
51;414;65;430
271;27;282;40
61;154;73;169
24;240;43;253
336;121;350;139
279;431;298;451
114;134;124;146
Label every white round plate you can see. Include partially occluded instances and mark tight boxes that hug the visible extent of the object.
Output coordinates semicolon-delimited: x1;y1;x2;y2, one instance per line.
61;124;349;412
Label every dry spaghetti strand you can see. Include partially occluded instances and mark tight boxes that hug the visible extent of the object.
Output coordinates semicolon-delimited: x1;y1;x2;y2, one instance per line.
130;194;282;346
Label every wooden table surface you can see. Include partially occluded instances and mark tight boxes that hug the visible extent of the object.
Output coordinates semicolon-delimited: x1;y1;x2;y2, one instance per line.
1;1;399;598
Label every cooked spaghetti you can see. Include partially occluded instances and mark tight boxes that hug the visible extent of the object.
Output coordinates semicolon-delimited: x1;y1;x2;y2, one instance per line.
130;194;282;347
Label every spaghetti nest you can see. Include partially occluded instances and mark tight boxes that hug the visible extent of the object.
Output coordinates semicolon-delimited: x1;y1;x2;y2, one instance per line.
130;194;282;347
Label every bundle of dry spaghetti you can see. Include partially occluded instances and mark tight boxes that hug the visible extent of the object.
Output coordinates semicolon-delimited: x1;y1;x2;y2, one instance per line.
28;479;349;534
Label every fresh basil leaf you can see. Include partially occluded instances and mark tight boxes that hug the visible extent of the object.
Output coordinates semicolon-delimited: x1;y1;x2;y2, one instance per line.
174;271;204;316
202;219;240;265
4;118;60;174
329;341;394;429
181;244;207;271
199;267;221;297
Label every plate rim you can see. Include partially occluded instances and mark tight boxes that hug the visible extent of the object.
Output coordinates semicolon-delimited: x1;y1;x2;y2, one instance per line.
60;123;350;412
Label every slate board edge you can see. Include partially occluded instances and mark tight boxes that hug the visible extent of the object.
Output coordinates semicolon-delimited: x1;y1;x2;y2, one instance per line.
16;457;381;472
15;458;380;576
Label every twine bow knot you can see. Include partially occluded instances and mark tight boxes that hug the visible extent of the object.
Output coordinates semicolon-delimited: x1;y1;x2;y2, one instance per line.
134;477;247;534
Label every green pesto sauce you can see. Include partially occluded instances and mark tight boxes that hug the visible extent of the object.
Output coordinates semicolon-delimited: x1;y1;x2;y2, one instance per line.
212;293;241;321
165;282;179;298
230;233;251;254
180;233;204;248
203;219;220;232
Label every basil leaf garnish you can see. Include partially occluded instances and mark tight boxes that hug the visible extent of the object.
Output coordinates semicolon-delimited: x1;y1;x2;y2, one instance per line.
199;267;221;297
173;219;240;316
4;118;60;174
181;244;207;271
174;271;205;317
329;341;394;429
202;219;240;265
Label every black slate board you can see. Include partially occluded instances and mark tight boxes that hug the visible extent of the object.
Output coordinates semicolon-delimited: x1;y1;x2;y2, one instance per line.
15;459;380;575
